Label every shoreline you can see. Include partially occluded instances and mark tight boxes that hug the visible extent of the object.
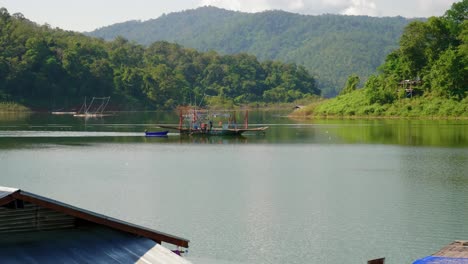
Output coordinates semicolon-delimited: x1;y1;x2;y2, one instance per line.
289;113;468;120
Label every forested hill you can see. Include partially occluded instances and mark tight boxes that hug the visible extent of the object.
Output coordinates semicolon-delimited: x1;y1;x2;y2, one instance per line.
88;6;415;96
0;8;319;111
294;0;468;118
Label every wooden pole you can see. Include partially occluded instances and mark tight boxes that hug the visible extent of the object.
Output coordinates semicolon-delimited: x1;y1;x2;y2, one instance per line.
368;258;385;264
179;110;183;130
244;110;248;129
233;111;237;129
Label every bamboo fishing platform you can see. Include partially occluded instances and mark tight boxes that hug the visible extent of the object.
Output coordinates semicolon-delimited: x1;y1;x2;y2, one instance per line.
161;107;268;136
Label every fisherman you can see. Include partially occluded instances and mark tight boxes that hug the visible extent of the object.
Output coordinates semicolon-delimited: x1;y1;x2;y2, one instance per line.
209;120;213;131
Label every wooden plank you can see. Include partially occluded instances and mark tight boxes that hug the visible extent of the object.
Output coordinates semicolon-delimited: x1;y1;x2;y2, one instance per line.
11;192;189;248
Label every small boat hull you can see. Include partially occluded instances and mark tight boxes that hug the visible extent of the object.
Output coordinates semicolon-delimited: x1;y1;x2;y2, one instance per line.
52;111;77;115
145;131;169;137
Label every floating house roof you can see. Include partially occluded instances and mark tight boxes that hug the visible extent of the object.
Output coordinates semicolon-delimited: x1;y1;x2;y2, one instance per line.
413;241;468;264
0;186;190;264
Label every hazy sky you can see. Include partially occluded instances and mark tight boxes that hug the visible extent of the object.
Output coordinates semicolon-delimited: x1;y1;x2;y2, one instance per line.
0;0;459;32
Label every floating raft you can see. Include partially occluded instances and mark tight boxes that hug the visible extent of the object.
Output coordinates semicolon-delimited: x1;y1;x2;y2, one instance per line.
413;241;468;263
159;125;268;136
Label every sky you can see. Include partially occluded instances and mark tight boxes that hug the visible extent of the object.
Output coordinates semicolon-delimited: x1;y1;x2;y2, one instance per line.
0;0;459;32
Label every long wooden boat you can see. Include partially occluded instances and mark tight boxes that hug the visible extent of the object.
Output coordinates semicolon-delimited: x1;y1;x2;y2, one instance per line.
145;130;169;137
159;125;268;136
73;113;113;117
51;111;77;115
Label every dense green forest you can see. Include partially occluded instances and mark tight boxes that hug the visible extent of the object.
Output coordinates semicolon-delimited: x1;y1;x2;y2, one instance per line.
293;0;468;118
0;8;320;111
88;7;415;97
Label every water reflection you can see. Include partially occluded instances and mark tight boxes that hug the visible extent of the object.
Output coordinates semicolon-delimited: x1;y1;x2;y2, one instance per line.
319;119;468;147
0;112;31;122
0;112;467;147
1;112;468;264
177;135;248;144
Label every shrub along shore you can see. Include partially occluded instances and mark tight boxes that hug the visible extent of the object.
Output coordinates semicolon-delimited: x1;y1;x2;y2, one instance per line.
290;90;468;120
0;102;31;113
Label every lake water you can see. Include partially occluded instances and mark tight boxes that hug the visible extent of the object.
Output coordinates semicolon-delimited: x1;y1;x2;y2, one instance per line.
1;111;467;264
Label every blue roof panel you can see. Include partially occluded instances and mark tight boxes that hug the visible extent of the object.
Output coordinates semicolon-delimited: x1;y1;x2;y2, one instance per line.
414;256;468;264
0;226;191;264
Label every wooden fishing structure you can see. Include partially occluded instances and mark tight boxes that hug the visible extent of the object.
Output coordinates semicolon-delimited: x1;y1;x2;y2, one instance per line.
73;96;111;117
159;107;268;136
399;80;422;98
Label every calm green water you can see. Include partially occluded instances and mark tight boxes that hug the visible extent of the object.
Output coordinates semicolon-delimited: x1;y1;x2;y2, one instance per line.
1;111;468;264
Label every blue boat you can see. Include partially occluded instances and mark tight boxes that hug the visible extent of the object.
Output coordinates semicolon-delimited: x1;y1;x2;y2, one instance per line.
145;130;169;137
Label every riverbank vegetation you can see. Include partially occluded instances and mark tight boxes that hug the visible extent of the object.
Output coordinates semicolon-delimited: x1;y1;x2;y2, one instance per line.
293;0;467;119
0;102;30;112
0;8;319;111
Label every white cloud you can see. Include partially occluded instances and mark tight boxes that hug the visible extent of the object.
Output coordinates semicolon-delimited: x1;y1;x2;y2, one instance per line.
288;0;306;10
341;0;378;16
0;0;459;32
199;0;267;12
199;0;307;12
415;0;453;16
198;0;457;17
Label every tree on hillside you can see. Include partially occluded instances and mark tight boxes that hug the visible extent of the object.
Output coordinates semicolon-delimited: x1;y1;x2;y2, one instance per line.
340;75;360;95
370;0;467;101
0;7;320;109
87;7;413;97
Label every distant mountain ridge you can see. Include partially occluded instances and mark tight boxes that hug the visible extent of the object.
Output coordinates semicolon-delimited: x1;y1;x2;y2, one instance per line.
88;6;416;96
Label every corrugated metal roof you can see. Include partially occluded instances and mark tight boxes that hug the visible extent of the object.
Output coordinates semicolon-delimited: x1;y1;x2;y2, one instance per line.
0;226;192;264
0;185;189;248
0;185;192;264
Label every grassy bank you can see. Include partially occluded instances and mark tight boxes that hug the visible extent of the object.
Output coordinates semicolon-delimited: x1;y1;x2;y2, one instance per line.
0;102;31;113
290;89;468;119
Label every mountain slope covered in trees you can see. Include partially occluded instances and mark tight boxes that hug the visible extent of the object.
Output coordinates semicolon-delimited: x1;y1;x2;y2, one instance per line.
0;8;319;111
293;0;468;118
88;7;415;96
